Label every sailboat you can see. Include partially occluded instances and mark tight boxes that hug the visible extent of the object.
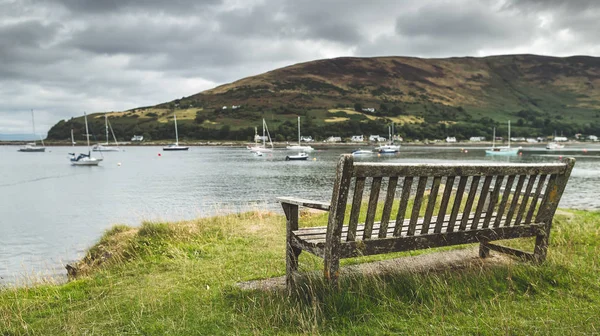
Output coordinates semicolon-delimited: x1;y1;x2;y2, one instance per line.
247;119;273;153
485;120;519;156
92;112;120;152
69;112;102;166
375;122;400;153
286;116;314;151
163;114;189;151
546;131;565;150
18;110;46;152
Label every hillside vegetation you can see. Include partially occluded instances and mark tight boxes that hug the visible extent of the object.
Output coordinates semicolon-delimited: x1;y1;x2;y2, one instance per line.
47;54;600;142
1;209;599;334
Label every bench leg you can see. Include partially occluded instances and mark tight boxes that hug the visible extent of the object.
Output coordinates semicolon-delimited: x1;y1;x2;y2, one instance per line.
533;232;548;264
479;240;491;258
282;203;300;291
324;256;340;287
286;241;302;290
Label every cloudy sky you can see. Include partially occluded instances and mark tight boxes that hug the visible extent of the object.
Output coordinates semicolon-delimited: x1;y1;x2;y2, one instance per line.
1;0;598;136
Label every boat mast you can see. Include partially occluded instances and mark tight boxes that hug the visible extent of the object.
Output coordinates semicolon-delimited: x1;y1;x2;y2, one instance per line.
84;112;91;154
31;109;37;145
262;120;266;148
492;127;496;148
264;119;273;149
508;120;511;148
71;128;75;147
174;114;179;146
297;116;301;145
105;112;109;144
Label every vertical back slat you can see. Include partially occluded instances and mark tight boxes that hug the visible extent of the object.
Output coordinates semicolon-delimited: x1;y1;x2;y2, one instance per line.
459;176;480;231
471;176;493;230
483;175;505;228
408;176;428;236
447;176;468;233
504;175;527;226
525;174;548;224
514;175;538;226
493;175;516;227
393;177;413;236
378;177;398;238
435;176;455;233
535;174;558;223
421;176;442;234
346;177;365;241
363;177;382;240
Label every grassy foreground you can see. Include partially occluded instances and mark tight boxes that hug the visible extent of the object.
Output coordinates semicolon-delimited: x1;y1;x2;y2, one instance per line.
1;209;599;335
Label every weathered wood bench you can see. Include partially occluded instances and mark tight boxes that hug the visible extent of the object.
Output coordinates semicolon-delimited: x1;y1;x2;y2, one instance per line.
278;155;575;288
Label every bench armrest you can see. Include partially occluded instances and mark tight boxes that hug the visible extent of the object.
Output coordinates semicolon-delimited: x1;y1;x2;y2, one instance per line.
277;196;331;211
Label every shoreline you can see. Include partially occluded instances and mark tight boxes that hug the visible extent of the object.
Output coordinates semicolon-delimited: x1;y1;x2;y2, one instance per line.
0;140;589;148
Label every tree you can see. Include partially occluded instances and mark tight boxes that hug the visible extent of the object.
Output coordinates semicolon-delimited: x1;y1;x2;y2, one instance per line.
354;102;363;112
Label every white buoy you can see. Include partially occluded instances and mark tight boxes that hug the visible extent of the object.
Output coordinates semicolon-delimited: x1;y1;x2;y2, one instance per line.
117;162;122;166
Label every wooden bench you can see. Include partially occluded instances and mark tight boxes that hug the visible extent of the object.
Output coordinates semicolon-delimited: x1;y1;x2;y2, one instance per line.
278;155;575;288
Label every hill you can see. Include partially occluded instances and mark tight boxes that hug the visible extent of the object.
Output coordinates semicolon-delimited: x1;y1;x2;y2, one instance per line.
47;54;600;142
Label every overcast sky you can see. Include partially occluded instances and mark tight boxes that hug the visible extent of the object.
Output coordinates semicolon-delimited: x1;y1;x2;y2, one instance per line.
1;0;598;135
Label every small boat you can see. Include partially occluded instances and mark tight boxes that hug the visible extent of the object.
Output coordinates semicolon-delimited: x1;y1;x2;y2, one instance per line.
546;142;564;150
18;110;45;152
485;121;519;156
285;152;309;161
286;116;314;151
19;143;46;152
375;123;400;153
93;112;120;152
247;119;273;153
163;114;189;151
352;149;373;155
70;112;102;166
253;151;264;157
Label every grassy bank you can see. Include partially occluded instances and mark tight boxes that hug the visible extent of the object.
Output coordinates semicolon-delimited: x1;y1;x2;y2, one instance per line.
1;209;599;334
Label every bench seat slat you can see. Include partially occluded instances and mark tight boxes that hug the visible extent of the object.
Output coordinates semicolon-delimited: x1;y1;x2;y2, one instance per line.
347;177;366;242
291;223;545;259
294;212;513;242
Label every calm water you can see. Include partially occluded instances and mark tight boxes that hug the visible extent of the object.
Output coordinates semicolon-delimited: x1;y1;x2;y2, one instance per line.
1;144;599;284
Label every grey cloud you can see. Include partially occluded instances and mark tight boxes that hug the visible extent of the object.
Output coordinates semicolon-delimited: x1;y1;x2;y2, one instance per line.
1;0;600;134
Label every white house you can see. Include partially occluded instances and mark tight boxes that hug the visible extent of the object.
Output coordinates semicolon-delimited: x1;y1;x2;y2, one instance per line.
324;136;342;143
131;135;144;142
469;136;485;142
446;136;457;143
369;135;386;142
554;136;568;142
588;135;598;141
362;107;375;113
526;138;538;143
300;136;314;142
351;135;364;142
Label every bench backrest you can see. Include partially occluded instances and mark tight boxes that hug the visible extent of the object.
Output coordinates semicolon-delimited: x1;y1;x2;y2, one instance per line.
325;155;575;245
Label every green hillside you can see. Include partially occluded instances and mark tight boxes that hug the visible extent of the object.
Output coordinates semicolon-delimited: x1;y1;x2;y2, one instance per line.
47;54;600;142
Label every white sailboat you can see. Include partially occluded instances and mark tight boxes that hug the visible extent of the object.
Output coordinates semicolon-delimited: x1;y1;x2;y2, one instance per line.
546;132;565;150
247;119;273;153
285;152;309;161
375;123;400;153
485;120;519;156
18;110;46;152
163;114;189;151
70;112;102;166
93;112;120;152
286;116;314;151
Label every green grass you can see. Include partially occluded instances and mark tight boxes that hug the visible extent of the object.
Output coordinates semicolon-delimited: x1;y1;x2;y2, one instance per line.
1;209;599;334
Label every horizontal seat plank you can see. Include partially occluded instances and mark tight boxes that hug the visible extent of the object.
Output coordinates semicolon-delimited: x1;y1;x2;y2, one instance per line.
276;196;331;211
